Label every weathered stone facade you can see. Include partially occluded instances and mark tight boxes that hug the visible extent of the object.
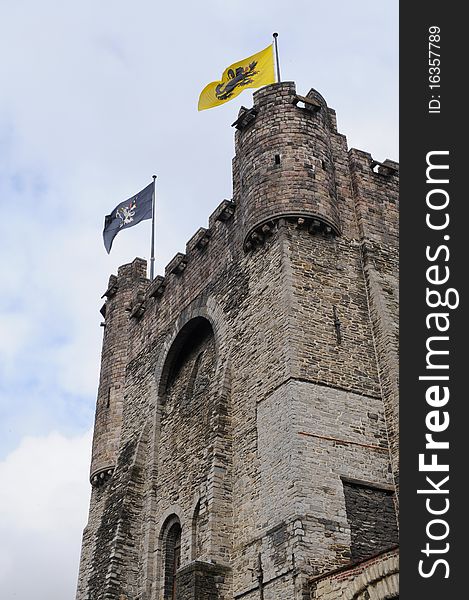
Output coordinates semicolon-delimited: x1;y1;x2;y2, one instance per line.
76;82;399;600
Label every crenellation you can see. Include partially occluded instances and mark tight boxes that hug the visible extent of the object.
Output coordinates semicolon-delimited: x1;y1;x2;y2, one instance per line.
148;275;167;299
126;275;151;319
165;252;188;276
208;199;236;228
101;274;118;299
186;227;212;253
232;107;258;131
77;82;399;600
371;158;399;177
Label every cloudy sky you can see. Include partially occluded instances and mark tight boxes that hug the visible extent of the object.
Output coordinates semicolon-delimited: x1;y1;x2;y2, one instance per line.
0;1;397;598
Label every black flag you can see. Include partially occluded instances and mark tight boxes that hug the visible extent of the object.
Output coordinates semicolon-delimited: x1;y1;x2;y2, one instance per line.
103;182;153;253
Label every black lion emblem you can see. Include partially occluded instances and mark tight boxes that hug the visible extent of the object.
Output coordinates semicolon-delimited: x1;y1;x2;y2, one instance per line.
215;61;259;100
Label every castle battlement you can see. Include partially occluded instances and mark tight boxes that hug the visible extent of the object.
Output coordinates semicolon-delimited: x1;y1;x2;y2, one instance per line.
77;82;399;600
100;145;398;328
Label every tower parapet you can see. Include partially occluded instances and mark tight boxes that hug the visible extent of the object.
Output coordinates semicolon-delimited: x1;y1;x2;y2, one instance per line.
233;82;341;249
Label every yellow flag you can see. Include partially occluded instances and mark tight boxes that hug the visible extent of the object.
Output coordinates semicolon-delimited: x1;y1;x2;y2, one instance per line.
198;44;275;111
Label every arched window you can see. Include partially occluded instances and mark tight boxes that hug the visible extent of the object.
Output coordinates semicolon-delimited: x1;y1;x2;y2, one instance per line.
163;517;182;600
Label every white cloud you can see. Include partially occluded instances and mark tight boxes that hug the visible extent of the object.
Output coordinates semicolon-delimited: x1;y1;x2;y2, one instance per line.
0;430;92;599
0;313;33;374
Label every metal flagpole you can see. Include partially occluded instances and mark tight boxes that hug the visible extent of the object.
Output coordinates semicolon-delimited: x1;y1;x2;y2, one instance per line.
150;175;157;280
273;33;281;83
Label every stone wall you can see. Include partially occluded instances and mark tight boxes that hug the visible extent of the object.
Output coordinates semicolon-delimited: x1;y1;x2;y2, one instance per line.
349;149;399;500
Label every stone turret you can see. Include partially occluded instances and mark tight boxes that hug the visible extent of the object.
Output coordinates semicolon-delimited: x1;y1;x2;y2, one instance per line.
233;82;341;248
90;258;147;485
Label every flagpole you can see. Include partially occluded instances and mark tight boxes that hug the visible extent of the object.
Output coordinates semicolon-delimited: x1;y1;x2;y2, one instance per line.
150;175;157;280
273;33;281;83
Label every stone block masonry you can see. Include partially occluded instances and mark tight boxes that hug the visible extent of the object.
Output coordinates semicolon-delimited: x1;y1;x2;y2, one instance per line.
76;82;399;600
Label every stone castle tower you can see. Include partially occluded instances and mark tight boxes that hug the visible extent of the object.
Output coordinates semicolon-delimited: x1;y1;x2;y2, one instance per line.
76;82;399;600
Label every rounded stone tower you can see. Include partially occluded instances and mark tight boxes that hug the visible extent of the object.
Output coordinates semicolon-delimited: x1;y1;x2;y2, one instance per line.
89;258;147;486
232;81;341;249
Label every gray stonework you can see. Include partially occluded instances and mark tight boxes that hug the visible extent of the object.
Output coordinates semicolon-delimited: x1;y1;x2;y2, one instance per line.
76;82;399;600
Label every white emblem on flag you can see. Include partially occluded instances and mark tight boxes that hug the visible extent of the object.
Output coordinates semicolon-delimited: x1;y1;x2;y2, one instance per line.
117;199;137;227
